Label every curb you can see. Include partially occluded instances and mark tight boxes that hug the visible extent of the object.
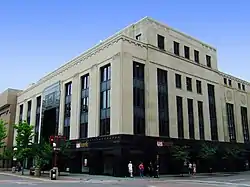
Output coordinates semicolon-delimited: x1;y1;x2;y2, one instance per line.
0;172;50;182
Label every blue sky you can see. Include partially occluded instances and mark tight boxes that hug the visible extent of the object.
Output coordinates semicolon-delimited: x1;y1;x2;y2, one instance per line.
0;0;249;92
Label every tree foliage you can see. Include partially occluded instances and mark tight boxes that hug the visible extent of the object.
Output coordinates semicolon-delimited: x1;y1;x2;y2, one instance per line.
222;145;243;160
198;143;217;160
0;120;7;148
171;145;190;161
14;121;34;161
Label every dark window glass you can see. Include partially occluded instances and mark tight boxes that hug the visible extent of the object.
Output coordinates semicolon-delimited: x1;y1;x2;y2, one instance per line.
65;82;72;96
157;34;165;50
228;79;232;86
208;84;218;140
186;77;192;91
242;84;245;91
238;83;241;90
34;96;41;143
133;61;145;135
100;64;111;136
224;78;227;85
19;104;23;122
64;82;72;140
176;96;184;138
194;50;199;63
226;103;236;142
196;80;202;94
80;74;89;138
175;74;182;89
187;99;194;139
184;46;190;59
173;41;180;55
157;69;169;137
206;55;211;67
241;107;249;142
27;100;32;124
198;101;205;140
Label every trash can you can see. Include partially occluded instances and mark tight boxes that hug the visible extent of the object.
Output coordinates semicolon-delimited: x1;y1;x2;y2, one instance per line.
12;167;16;173
50;169;57;180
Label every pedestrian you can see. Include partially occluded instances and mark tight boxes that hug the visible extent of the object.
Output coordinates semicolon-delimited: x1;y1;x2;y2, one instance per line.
139;162;144;177
192;162;196;175
148;162;153;177
188;162;192;175
128;161;133;177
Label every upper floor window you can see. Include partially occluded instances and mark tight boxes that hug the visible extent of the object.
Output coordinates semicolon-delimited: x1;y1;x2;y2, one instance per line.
65;82;72;96
242;84;245;91
206;55;211;67
175;74;182;89
224;78;227;85
184;46;190;59
136;34;142;41
81;74;89;90
101;64;111;82
186;77;192;91
194;50;199;63
228;79;232;86
133;62;144;80
238;83;241;90
196;80;202;94
157;34;165;50
173;41;180;56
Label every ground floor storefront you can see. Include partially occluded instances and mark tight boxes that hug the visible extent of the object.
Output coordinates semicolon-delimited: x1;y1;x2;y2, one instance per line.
63;134;250;177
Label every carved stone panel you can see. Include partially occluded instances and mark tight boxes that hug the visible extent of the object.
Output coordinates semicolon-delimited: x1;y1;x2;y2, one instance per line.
226;90;233;102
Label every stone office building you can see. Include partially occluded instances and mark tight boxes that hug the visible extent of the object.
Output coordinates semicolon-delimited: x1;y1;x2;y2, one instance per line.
13;17;250;176
0;88;21;167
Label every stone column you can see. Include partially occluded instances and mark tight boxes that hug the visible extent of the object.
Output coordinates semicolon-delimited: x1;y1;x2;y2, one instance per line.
58;82;65;135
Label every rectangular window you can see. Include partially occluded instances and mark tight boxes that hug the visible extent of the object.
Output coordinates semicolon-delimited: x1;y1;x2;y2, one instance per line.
34;96;41;143
173;41;180;56
175;74;182;89
186;77;192;91
224;78;227;85
242;84;245;91
133;62;145;135
198;101;205;140
228;79;232;86
80;74;89;138
238;83;241;90
196;80;202;94
206;55;211;67
27;100;32;124
64;82;72;140
226;103;236;142
157;34;165;50
184;46;190;59
176;96;184;138
19;104;23;122
157;69;169;137
187;99;195;139
100;64;111;136
208;84;218;140
241;107;249;142
194;50;199;63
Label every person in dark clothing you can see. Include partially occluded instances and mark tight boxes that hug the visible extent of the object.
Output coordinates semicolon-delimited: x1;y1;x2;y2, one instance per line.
148;162;153;177
154;160;159;178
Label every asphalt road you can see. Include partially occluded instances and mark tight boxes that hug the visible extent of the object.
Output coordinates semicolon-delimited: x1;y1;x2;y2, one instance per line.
2;172;250;187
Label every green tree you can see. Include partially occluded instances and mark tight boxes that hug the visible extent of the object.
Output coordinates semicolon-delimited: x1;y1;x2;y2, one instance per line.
171;145;190;161
14;121;34;163
198;143;217;160
0;120;7;148
2;148;13;170
222;145;243;160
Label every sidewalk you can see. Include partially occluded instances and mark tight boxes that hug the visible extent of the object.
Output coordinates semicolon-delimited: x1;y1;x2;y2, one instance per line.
0;169;247;182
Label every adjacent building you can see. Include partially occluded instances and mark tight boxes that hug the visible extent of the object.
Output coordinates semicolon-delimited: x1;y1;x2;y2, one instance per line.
13;17;250;176
0;88;21;167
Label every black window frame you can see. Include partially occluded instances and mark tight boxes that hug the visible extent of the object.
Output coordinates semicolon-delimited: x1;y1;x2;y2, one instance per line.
175;74;182;89
157;34;165;50
184;46;190;59
196;80;202;94
176;96;184;138
241;106;249;142
198;101;205;140
186;77;192;91
34;96;41;143
206;55;211;67
27;100;32;124
194;50;199;63
64;82;72;140
173;41;180;56
226;103;236;142
208;84;218;141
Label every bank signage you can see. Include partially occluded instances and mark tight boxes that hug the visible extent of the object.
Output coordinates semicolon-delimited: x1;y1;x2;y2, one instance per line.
76;142;89;148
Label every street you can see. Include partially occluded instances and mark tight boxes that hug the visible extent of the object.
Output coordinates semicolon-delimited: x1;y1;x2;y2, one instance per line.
1;172;250;187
